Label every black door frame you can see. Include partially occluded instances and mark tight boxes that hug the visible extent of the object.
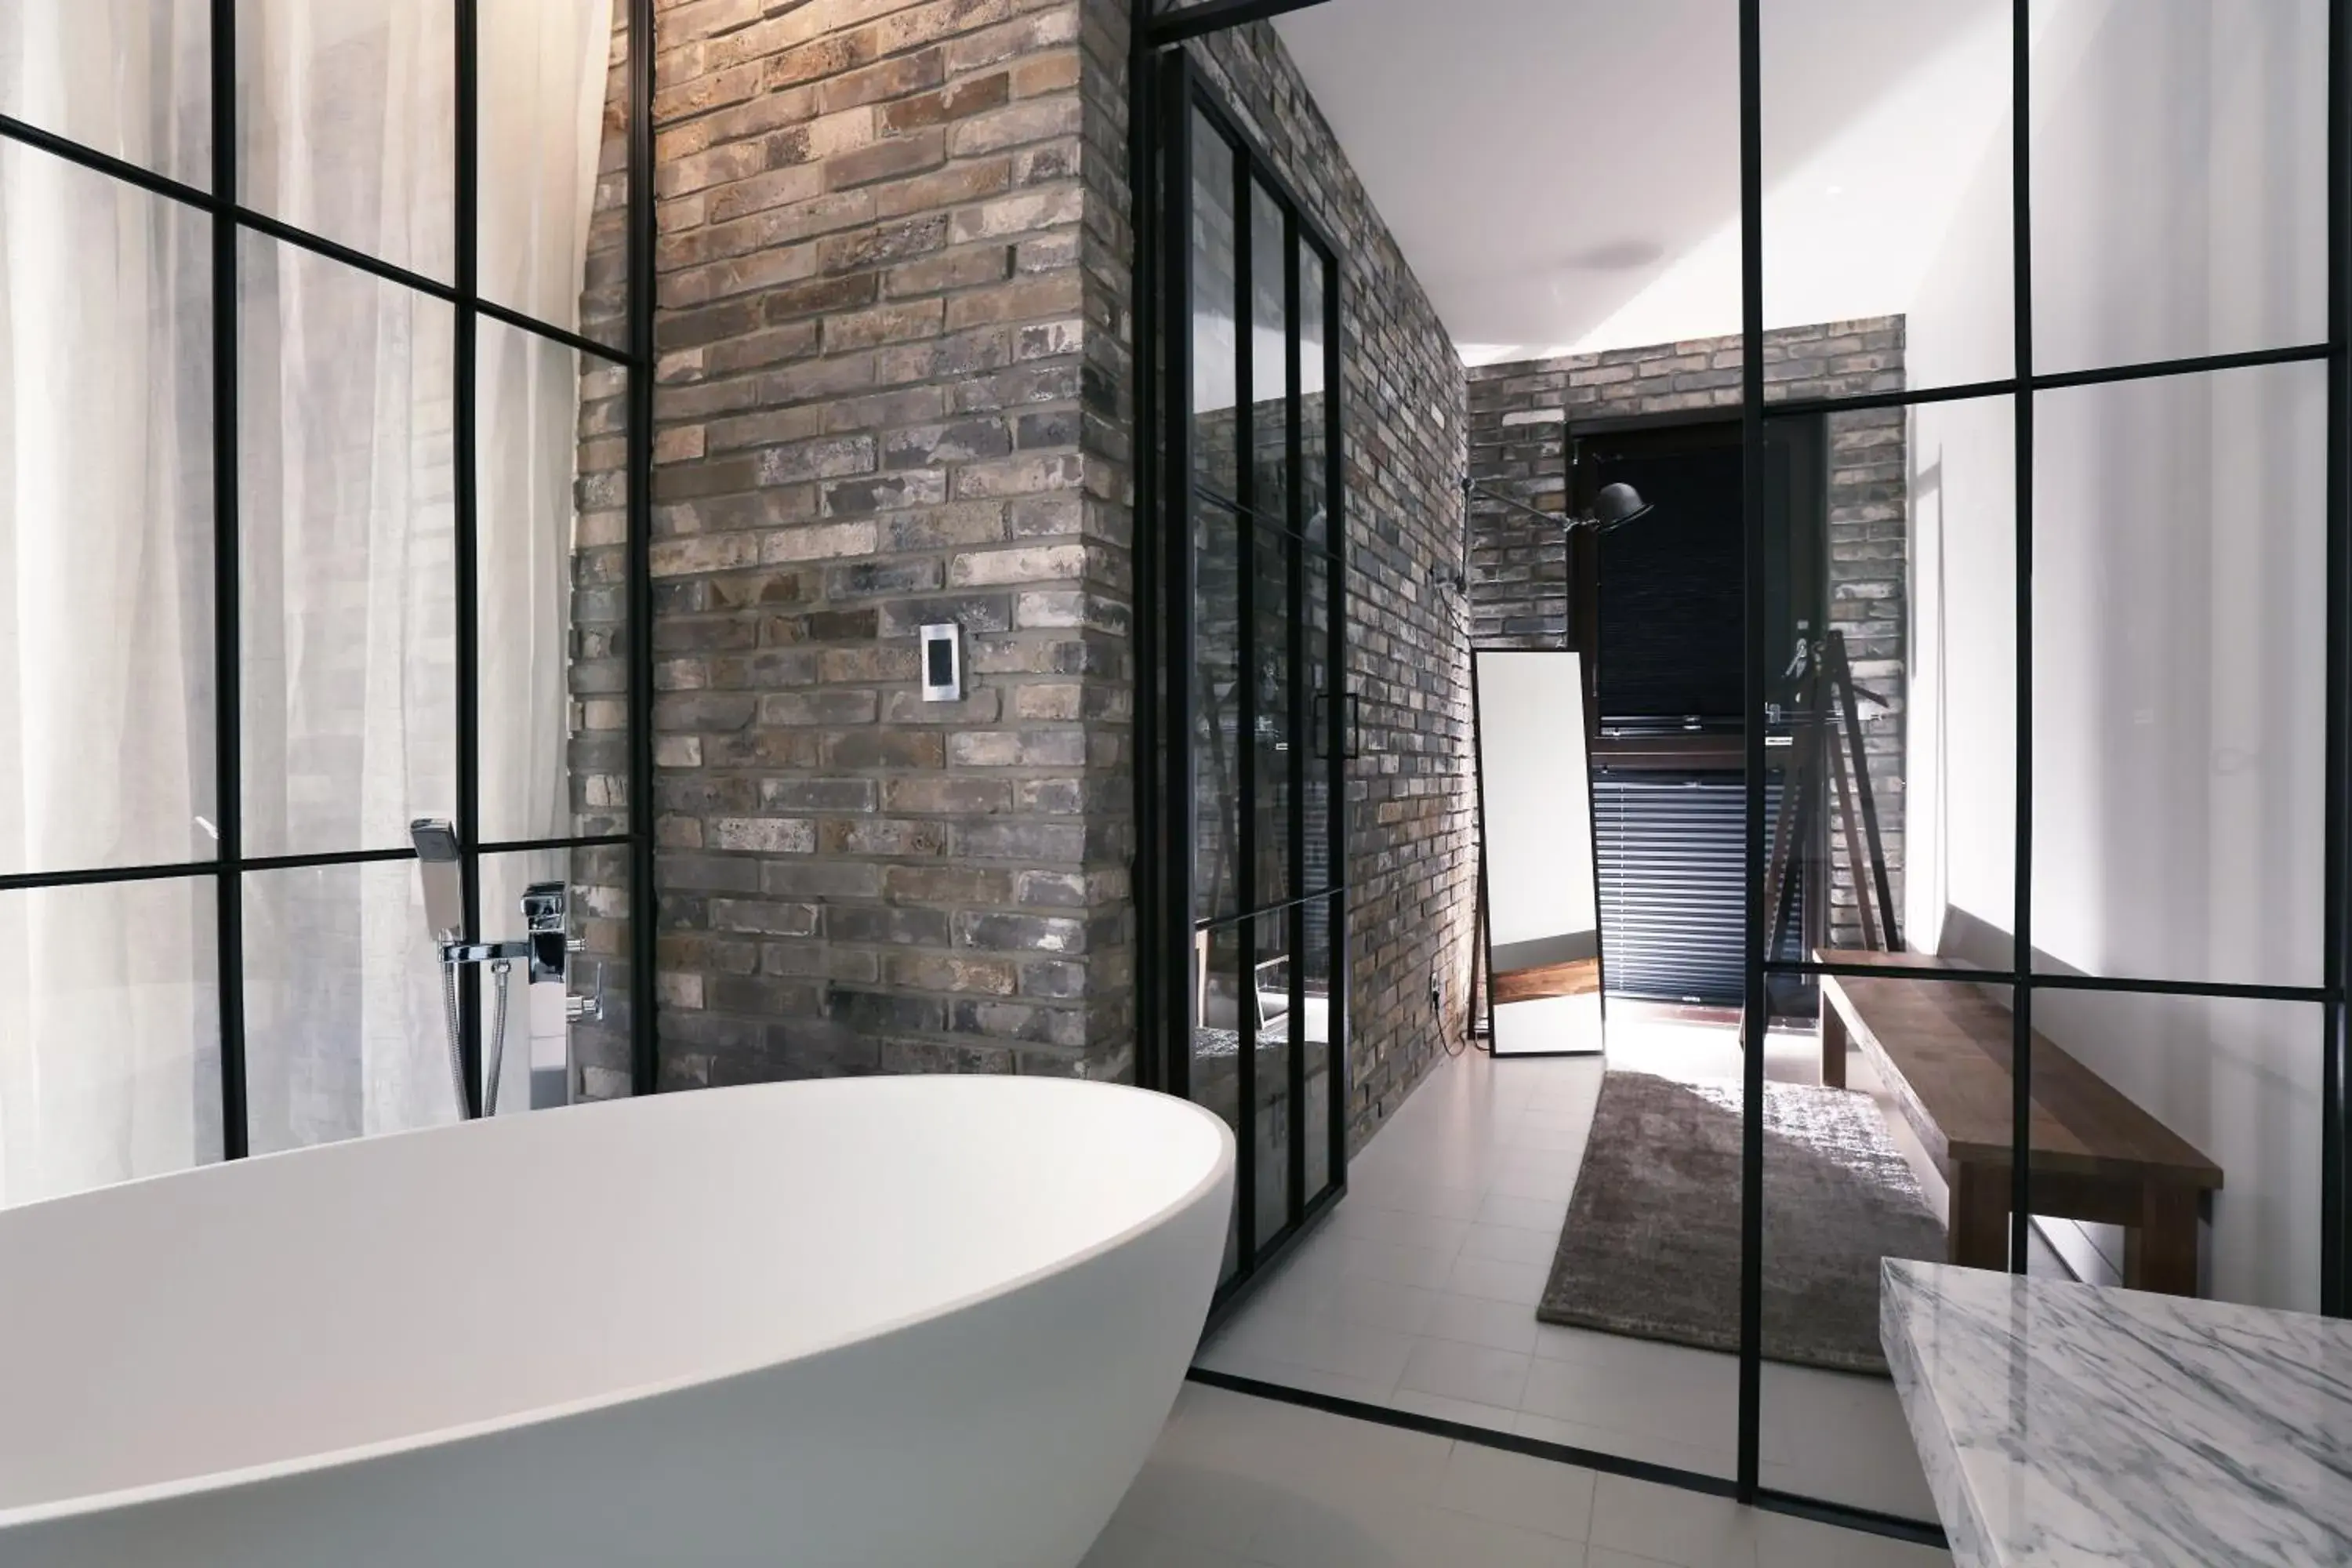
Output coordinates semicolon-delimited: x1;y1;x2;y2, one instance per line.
1135;0;2352;1541
0;0;662;1134
1139;51;1352;1316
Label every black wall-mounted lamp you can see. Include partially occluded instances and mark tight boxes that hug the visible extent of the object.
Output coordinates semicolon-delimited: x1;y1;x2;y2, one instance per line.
1439;478;1653;599
1461;475;1653;534
1580;481;1654;532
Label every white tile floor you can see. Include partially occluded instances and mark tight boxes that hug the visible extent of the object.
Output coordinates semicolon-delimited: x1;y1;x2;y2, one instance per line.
1083;1381;1951;1568
1193;1009;1949;1519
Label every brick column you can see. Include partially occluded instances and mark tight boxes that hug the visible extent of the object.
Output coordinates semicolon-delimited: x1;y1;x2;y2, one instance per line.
611;0;1133;1087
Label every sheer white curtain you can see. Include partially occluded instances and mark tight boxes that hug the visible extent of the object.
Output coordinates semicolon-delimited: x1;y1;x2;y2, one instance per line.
0;0;612;1200
0;3;218;1206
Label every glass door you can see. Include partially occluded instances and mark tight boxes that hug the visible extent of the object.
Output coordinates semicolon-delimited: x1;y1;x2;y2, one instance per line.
1158;61;1348;1301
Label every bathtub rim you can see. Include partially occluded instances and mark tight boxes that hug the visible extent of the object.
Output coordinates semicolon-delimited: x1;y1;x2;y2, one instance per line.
0;1075;1235;1534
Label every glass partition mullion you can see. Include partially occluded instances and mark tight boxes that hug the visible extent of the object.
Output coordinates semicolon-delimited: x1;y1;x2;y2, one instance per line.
1321;236;1347;1198
1285;203;1309;1227
1231;122;1259;1270
210;0;249;1160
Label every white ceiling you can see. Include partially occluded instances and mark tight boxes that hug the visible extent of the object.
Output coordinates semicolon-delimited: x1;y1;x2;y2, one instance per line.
1271;0;2013;364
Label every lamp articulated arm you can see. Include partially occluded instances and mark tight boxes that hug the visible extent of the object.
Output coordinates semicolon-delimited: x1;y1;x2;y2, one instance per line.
1461;477;1653;532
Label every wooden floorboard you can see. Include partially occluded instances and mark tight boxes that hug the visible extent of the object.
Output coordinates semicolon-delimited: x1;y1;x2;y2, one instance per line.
1493;958;1601;1004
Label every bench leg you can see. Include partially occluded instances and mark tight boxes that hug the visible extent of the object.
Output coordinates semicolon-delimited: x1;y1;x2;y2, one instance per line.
1821;1000;1848;1090
2124;1186;2199;1297
1949;1161;2009;1271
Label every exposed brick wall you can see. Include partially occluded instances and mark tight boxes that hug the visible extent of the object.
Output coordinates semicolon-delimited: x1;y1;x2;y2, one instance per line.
594;5;1480;1147
1465;320;1907;951
1178;24;1474;1151
626;0;1134;1087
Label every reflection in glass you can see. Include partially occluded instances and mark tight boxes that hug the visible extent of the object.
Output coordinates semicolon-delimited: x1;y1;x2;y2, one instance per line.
1250;911;1294;1249
1192;920;1246;1285
1302;552;1335;895
0;877;220;1207
1249;179;1288;519
2032;366;2323;989
243;860;448;1154
1190;111;1237;506
239;234;458;858
1193;505;1241;922
1298;245;1329;545
236;0;458;281
1254;520;1290;909
478;318;622;844
1301;894;1338;1200
0;143;218;877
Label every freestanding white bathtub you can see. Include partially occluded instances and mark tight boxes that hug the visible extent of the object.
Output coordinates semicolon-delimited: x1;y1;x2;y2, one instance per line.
0;1076;1235;1567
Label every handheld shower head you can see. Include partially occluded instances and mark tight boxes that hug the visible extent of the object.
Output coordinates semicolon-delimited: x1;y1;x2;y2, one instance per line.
409;817;466;943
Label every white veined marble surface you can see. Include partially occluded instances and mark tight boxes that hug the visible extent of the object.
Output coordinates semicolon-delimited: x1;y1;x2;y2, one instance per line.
1880;1258;2352;1567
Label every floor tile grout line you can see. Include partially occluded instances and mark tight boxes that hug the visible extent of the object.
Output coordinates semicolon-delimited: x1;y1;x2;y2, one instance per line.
1181;1373;1950;1558
1197;1044;1951;1545
1207;1337;1740;1473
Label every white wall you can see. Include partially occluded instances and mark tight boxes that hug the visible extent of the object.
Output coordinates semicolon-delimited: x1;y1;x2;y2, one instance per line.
1905;0;2329;1309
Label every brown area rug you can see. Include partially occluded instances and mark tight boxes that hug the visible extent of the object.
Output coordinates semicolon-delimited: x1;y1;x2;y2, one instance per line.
1537;1070;1944;1374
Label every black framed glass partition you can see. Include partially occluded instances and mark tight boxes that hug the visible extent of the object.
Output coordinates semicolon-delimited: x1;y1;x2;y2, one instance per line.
1144;55;1350;1305
0;0;655;1203
1743;0;2346;1530
1136;0;2352;1541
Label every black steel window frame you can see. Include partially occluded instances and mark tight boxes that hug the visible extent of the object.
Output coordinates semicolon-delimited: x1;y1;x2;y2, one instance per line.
1138;0;2352;1544
0;0;662;1145
1139;49;1352;1314
1735;9;2352;1509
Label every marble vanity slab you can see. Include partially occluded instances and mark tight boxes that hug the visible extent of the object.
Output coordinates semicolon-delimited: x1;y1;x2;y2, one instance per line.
1881;1259;2352;1567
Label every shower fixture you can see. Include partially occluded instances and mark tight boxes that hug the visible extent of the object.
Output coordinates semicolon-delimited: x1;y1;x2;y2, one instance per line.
408;818;601;1118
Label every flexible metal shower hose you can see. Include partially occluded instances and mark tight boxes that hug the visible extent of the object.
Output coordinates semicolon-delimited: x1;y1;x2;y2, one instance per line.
441;961;467;1116
484;960;512;1118
439;958;515;1118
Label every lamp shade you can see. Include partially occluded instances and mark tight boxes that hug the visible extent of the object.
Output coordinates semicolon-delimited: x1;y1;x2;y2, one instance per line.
1590;481;1653;530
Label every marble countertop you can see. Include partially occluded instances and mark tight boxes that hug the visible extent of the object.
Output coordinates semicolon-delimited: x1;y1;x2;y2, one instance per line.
1881;1260;2352;1567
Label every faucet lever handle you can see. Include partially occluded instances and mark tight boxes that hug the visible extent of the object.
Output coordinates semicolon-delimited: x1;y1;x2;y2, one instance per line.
567;959;605;1025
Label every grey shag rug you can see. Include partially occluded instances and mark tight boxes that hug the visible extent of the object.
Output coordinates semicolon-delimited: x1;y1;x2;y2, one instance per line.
1537;1070;1944;1374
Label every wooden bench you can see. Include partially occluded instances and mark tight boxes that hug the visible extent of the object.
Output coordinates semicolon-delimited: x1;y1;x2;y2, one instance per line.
1814;949;2224;1297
